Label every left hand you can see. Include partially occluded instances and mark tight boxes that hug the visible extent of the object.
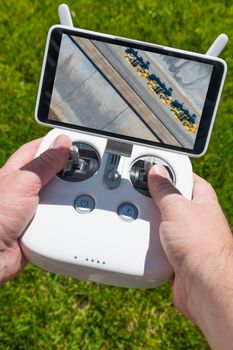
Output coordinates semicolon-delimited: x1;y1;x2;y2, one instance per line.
0;135;71;285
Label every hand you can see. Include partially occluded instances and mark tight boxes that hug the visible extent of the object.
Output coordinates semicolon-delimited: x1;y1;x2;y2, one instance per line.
148;164;233;349
0;135;71;285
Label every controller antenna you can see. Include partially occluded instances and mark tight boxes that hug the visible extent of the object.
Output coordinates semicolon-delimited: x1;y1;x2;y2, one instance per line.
58;4;74;27
206;34;228;57
58;4;228;58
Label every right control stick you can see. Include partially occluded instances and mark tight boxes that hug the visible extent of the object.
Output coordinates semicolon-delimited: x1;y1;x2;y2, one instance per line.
130;156;175;197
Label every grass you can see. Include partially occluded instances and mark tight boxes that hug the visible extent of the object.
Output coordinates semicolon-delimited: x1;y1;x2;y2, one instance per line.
0;0;233;348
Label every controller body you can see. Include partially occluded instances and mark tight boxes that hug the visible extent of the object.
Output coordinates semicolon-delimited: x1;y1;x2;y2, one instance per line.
21;128;193;288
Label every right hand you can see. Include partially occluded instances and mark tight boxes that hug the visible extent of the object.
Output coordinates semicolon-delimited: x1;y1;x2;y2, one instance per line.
148;164;233;349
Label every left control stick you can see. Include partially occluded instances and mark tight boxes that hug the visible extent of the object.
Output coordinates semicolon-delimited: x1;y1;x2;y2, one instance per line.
57;142;100;182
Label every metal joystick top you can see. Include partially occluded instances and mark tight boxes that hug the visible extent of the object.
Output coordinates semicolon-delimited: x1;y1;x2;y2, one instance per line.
144;159;154;173
70;145;80;166
57;142;100;182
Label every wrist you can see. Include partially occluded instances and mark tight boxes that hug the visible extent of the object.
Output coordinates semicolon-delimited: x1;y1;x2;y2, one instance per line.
185;243;233;349
0;222;24;286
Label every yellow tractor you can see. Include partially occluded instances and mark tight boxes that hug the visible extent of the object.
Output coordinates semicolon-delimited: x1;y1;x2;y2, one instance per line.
171;106;182;117
140;69;149;79
159;94;172;105
125;53;131;64
147;80;159;93
183;120;197;133
136;65;149;77
136;61;150;78
125;52;139;67
147;79;156;88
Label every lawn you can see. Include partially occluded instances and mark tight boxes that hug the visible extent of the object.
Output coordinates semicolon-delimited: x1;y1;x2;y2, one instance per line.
0;0;232;349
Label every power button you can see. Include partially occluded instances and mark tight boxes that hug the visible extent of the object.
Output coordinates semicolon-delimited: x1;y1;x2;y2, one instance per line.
74;195;95;214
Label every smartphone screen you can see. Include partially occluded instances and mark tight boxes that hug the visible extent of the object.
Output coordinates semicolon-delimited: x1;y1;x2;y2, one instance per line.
38;27;226;156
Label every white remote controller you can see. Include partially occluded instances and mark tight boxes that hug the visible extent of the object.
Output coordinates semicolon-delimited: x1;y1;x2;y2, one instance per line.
21;128;193;288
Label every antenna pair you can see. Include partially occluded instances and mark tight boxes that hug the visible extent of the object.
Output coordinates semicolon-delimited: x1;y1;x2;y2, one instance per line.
58;3;228;57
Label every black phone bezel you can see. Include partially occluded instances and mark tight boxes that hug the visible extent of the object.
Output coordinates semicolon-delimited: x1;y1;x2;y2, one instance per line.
37;27;225;156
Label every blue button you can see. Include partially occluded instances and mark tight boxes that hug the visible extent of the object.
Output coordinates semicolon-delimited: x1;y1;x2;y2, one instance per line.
80;199;88;208
74;195;95;214
118;202;138;222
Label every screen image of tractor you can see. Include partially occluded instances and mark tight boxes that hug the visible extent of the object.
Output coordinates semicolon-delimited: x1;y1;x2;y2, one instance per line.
124;48;197;133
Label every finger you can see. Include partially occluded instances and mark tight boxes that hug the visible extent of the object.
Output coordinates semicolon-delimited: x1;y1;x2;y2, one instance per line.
2;138;43;174
20;134;72;189
148;164;185;217
192;173;218;202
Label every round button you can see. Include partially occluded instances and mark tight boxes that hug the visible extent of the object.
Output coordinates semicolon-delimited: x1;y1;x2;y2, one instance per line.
118;202;138;222
74;195;95;214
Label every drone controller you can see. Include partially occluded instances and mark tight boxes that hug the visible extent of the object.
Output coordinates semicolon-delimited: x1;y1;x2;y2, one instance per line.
21;128;193;288
20;4;227;288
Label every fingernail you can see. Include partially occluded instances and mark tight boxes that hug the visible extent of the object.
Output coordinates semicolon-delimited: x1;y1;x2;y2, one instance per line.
150;164;169;178
50;135;69;150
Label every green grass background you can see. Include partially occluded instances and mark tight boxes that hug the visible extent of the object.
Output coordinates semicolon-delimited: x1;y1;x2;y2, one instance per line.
0;0;232;349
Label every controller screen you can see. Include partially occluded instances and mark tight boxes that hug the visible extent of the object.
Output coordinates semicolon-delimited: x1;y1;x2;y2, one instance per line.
45;31;224;153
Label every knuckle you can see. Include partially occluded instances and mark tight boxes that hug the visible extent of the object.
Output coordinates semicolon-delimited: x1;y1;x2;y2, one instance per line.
35;151;58;176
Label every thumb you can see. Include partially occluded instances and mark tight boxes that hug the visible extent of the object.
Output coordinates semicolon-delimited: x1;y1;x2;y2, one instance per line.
148;164;186;218
20;134;72;189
